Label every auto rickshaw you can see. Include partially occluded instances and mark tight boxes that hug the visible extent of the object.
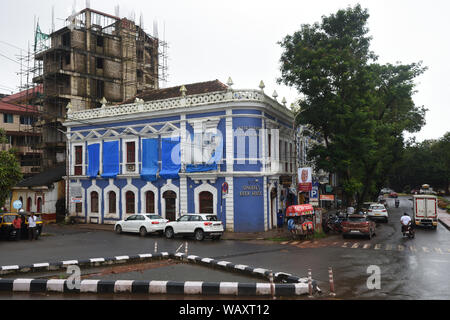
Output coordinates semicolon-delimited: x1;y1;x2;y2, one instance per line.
286;204;315;239
21;211;43;240
0;213;19;240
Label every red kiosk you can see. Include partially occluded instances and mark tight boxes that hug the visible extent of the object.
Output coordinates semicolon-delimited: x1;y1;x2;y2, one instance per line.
286;204;315;238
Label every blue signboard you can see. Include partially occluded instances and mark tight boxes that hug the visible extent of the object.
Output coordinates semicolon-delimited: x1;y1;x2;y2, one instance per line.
310;182;319;200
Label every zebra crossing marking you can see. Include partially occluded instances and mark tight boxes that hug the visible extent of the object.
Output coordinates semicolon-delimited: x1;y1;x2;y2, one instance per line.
409;246;417;252
363;244;371;249
351;243;359;249
385;244;393;251
374;244;382;250
434;248;443;254
422;247;430;253
398;245;404;251
342;242;349;248
291;241;299;245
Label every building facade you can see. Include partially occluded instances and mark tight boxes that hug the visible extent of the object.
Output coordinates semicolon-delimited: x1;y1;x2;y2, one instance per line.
33;7;163;169
0;100;42;178
63;80;295;232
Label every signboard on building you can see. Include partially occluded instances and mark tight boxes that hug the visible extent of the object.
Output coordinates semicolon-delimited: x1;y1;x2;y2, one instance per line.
320;195;335;201
298;167;312;191
71;197;82;203
280;175;292;187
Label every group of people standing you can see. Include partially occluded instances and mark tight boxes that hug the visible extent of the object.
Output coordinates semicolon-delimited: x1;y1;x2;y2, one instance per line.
11;209;39;241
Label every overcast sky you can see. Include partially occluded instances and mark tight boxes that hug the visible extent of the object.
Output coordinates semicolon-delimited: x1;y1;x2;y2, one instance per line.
1;0;449;141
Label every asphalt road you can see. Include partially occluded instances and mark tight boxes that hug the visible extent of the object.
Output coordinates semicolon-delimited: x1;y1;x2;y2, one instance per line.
0;196;449;300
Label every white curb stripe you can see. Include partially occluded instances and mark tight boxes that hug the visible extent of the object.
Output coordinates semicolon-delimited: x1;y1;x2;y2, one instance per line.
2;265;19;271
253;268;267;275
13;279;32;292
90;258;105;263
174;253;184;257
184;281;203;295
219;282;238;295
294;283;309;295
115;256;129;260
46;279;65;292
161;252;169;257
187;255;198;260
234;264;247;270
33;263;50;268
138;254;153;258
217;261;231;267
114;280;134;293
62;260;78;265
80;280;100;293
201;258;213;263
256;283;271;295
149;281;167;294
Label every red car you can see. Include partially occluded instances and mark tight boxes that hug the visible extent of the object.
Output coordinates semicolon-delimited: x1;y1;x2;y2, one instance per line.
389;192;398;198
342;215;376;239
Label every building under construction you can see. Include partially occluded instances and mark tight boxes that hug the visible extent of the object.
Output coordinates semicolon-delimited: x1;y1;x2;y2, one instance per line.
33;7;168;169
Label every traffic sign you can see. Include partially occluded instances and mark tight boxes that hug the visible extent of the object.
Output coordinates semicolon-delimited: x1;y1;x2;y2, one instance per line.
222;182;229;194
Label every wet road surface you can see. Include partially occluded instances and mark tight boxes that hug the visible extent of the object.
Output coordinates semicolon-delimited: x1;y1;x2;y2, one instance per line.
0;196;448;300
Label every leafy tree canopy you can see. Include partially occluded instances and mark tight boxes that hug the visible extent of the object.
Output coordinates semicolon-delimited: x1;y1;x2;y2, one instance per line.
0;128;23;207
278;4;427;206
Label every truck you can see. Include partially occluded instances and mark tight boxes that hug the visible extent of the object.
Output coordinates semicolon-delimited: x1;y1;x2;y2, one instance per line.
412;195;438;229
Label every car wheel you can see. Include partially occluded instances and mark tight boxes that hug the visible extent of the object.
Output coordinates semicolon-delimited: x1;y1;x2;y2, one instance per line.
194;229;204;241
165;227;174;239
115;225;122;234
139;227;147;237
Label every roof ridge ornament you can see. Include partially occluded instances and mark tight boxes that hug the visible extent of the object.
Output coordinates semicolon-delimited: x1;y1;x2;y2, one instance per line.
227;77;233;88
180;85;187;97
272;90;278;100
259;80;265;91
100;97;108;108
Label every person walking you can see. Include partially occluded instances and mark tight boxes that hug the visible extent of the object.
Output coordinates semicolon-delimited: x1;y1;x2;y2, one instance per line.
28;212;37;241
12;214;22;241
277;209;284;232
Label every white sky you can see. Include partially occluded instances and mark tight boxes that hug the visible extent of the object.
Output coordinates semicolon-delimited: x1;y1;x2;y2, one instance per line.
0;0;449;141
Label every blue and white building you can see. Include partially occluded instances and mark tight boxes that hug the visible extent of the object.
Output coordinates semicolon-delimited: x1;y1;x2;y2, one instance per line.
63;80;296;232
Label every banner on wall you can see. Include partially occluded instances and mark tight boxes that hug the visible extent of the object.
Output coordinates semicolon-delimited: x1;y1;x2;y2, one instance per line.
298;167;312;191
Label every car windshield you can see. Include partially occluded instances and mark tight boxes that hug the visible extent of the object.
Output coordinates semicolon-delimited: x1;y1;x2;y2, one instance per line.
205;215;218;221
2;215;16;223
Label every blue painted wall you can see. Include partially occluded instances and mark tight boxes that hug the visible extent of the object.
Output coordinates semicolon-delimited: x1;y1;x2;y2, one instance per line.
233;177;264;232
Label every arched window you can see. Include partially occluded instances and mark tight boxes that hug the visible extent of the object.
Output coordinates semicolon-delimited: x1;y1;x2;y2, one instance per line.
36;197;42;213
163;190;176;221
91;191;99;213
199;191;213;214
146;191;155;213
108;191;116;214
26;197;32;212
126;191;135;214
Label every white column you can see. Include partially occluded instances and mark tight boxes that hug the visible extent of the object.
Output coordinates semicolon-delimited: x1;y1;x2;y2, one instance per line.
263;176;268;231
180;114;188;214
225;176;234;231
226;109;233;172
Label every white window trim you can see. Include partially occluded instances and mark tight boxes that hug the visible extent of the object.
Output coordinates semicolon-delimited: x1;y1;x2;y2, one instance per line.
104;179;120;219
87;180;102;220
121;179;139;219
122;137;139;174
140;182;159;215
71;142;85;176
160;179;179;220
194;182;217;215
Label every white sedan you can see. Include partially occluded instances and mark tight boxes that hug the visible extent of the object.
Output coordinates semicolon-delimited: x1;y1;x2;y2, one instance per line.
114;214;168;236
367;204;389;222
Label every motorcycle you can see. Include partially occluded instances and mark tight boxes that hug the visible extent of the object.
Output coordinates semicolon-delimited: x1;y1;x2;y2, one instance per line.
324;213;345;234
401;222;415;239
395;199;400;208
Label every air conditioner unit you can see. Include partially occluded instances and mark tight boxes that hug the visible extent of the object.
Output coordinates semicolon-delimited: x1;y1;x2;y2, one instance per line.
126;163;136;172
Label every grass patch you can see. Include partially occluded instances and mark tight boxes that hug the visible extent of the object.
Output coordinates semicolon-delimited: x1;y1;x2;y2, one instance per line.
265;237;291;242
313;230;327;239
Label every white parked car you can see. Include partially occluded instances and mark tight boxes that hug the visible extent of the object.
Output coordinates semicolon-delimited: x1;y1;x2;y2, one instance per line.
114;214;168;236
367;204;389;222
164;214;224;241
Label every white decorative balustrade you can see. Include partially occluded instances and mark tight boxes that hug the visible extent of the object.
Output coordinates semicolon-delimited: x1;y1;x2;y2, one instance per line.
66;89;293;122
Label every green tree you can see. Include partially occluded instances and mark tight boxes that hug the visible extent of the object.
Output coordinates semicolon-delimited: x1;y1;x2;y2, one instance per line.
279;4;426;207
0;128;23;208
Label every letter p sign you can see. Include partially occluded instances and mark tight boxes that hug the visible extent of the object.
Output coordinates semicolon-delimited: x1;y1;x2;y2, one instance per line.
366;265;381;290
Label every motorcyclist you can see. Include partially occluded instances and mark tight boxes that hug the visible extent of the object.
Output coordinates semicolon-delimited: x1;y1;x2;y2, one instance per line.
400;213;412;235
